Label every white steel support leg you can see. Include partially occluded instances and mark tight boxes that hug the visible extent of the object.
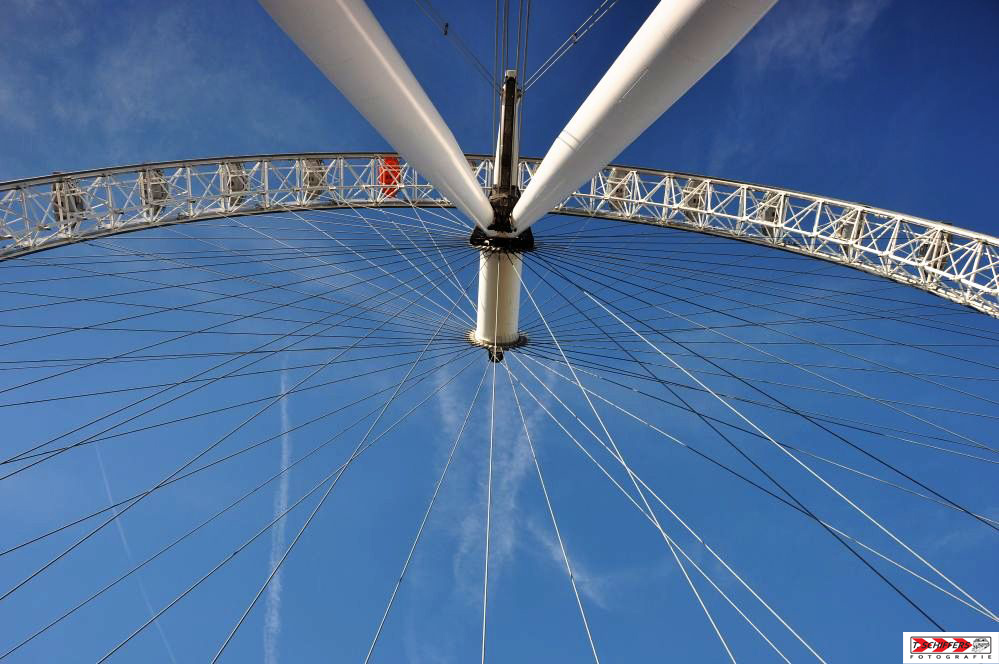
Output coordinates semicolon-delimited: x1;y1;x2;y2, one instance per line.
512;0;776;232
258;0;493;231
474;251;524;352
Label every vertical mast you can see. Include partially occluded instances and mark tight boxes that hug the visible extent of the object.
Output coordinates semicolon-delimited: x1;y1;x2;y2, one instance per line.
470;71;532;362
488;70;522;234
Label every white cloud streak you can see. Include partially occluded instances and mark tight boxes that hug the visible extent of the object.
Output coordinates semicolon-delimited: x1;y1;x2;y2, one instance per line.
708;0;892;173
0;1;322;174
263;368;293;664
445;362;564;610
745;0;892;78
526;517;612;610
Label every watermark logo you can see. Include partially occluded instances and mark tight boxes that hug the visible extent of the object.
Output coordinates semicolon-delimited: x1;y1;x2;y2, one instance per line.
904;632;998;662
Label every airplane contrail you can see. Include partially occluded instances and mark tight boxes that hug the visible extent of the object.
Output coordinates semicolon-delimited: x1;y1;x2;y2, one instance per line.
264;367;293;664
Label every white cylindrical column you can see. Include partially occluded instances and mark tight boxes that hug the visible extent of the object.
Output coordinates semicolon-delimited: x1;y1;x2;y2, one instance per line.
474;251;523;348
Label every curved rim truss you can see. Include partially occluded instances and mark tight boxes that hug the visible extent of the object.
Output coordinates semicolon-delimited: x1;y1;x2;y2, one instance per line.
1;152;996;317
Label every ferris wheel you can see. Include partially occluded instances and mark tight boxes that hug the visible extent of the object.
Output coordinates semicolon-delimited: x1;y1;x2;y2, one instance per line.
0;0;996;662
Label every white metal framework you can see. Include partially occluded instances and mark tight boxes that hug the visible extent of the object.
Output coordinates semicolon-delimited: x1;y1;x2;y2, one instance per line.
1;153;996;317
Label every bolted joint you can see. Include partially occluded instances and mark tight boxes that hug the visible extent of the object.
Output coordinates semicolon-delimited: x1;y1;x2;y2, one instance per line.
469;225;534;252
467;329;527;364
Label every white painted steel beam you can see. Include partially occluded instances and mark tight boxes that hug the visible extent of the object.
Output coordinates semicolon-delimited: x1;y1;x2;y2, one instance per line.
512;0;776;232
258;0;493;231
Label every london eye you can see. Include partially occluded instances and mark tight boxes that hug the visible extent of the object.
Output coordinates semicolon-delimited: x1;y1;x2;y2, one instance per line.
0;1;996;662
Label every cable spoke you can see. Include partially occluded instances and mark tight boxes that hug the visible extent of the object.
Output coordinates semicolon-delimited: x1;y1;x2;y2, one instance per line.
516;260;737;662
364;361;489;662
582;288;998;623
504;363;600;663
207;253;477;662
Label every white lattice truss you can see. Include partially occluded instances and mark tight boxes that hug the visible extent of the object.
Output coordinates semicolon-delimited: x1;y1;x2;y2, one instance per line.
1;153;996;317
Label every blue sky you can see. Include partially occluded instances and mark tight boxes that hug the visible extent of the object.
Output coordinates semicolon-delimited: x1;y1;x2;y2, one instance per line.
2;0;999;233
1;1;998;662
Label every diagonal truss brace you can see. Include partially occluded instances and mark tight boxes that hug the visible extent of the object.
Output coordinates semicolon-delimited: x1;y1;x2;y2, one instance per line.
1;153;996;318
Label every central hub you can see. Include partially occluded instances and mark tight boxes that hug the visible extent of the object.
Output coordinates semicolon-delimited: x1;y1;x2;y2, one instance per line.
468;230;533;362
468;247;529;363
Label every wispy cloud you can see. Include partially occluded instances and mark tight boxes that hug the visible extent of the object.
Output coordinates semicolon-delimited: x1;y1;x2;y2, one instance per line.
745;0;891;78
708;0;892;174
447;365;557;605
0;1;322;175
393;364;550;663
526;517;613;610
433;366;469;436
263;367;293;664
525;497;677;614
1;3;201;134
925;506;999;554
